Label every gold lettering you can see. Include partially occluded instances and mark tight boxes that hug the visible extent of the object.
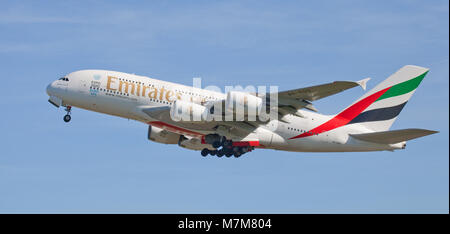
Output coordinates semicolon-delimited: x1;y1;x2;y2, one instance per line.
107;76;117;91
119;80;135;95
148;87;158;99
136;83;141;97
159;87;166;100
165;90;174;102
142;86;149;97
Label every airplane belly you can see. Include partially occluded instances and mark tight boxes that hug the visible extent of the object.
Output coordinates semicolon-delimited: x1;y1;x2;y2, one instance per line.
256;127;287;149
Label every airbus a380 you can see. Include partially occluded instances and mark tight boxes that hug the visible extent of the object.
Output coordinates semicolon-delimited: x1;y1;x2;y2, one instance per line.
46;65;437;158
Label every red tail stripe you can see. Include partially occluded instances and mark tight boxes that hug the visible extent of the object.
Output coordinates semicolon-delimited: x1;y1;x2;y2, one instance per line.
289;87;391;140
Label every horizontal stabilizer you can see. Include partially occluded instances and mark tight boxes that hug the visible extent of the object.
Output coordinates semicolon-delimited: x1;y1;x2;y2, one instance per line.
350;128;438;144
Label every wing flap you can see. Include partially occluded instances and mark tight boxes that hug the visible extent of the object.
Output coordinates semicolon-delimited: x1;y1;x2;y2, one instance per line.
350;128;438;144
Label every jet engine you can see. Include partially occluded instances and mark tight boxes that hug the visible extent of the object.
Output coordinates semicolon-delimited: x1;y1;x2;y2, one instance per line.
147;125;180;144
170;100;210;122
178;135;215;151
225;91;263;117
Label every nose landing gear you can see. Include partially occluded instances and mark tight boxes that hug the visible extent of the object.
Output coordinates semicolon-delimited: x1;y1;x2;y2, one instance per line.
63;106;72;122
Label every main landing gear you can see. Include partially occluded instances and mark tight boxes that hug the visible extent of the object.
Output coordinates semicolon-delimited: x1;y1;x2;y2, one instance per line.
200;136;254;158
63;106;72;123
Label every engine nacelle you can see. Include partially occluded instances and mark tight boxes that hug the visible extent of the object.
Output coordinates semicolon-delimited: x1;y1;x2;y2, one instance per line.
170;100;210;122
147;125;180;144
178;136;214;151
225;91;263;117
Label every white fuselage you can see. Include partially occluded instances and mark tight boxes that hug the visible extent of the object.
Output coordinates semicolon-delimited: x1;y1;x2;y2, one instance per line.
46;70;404;153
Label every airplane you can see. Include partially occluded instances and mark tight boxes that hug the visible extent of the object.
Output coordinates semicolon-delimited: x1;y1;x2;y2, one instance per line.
46;65;438;158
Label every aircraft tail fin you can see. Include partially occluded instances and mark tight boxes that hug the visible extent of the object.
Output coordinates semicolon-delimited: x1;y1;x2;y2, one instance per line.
350;128;438;144
337;65;429;131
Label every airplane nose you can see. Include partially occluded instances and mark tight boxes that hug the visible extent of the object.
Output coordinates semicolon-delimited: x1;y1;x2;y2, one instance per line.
46;82;55;96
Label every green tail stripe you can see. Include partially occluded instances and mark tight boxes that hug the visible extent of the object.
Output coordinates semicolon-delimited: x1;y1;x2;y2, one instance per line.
376;71;428;102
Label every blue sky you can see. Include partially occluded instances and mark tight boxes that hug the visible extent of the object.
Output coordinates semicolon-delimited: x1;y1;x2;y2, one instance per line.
0;0;448;213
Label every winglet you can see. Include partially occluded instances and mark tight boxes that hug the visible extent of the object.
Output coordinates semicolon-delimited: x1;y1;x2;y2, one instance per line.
356;77;370;90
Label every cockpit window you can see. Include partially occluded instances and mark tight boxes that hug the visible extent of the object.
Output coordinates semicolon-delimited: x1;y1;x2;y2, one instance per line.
59;77;69;81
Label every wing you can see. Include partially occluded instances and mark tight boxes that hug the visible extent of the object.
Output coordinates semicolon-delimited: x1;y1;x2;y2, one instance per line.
277;78;370;102
140;106;257;140
139;78;370;138
273;78;370;119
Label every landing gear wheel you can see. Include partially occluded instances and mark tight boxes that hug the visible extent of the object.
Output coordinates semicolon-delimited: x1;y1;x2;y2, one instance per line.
223;140;232;147
217;150;224;157
63;106;72;123
63;114;71;122
210;150;217;156
233;147;240;153
201;149;209;157
225;152;233;157
234;151;242;158
212;141;221;148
